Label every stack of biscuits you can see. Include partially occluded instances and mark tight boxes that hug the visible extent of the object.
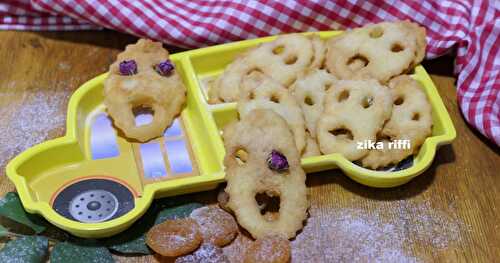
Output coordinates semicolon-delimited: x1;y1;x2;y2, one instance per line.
211;20;432;255
211;21;432;170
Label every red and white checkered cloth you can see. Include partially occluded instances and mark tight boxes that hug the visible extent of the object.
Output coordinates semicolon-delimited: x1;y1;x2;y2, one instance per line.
1;0;499;146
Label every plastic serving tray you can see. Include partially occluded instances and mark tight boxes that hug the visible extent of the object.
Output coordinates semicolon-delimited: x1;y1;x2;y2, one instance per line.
6;31;456;238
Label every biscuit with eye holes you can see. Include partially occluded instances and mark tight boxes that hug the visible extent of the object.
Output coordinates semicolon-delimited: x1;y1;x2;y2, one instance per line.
361;75;432;169
208;55;250;104
104;39;186;142
290;69;337;138
325;21;426;83
238;71;307;154
211;34;314;103
317;79;392;160
223;109;308;239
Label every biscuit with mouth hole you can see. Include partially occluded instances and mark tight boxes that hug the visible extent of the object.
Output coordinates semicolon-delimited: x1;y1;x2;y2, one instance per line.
361;75;432;169
238;72;307;154
223;109;308;239
325;21;426;83
317;79;392;160
104;39;186;142
210;34;314;103
291;69;337;138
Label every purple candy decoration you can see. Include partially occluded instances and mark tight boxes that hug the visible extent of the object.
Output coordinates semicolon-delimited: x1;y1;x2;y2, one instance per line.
155;60;175;76
267;150;289;172
119;60;137;75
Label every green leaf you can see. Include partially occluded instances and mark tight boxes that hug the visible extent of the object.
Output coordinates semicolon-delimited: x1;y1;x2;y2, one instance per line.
0;236;48;263
51;240;114;263
102;207;156;255
103;197;202;255
0;192;46;233
0;225;8;237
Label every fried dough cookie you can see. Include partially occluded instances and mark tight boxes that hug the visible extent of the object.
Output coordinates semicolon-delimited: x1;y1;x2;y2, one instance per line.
104;39;186;142
290;69;337;138
223;109;308;239
146;218;202;257
217;190;232;213
244;235;291;263
222;232;254;263
190;206;239;247
325;21;426;83
361;75;432;169
175;243;229;263
317;80;392;160
310;34;327;69
238;72;307;154
211;34;314;103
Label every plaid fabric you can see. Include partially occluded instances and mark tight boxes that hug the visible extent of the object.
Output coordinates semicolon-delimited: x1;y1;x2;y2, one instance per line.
1;0;499;146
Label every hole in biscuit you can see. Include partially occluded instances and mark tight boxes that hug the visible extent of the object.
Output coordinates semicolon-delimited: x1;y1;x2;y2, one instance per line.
338;90;350;102
394;96;404;105
361;96;374;109
248;91;255;100
412;112;420;121
255;192;280;221
270;93;280;103
272;45;285;55
304;95;314;106
132;105;154;126
324;83;333;91
369;27;384;38
284;55;298;65
347;54;369;71
246;68;263;75
234;147;248;165
329;128;354;141
376;133;392;142
391;43;405;52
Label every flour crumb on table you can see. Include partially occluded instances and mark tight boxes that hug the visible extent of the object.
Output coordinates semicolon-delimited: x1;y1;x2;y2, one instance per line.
290;200;466;263
0;90;69;174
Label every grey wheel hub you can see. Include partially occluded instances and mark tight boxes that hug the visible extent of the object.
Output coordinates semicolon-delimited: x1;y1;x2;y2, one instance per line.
69;190;119;223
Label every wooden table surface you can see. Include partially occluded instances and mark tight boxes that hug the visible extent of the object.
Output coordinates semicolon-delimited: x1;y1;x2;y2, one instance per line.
0;30;498;263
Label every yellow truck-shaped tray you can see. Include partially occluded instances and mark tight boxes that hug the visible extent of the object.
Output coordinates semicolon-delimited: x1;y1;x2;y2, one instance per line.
6;31;456;238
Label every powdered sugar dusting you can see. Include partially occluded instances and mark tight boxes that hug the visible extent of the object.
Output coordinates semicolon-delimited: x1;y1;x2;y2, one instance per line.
291;209;418;262
394;200;463;249
222;233;253;263
219;198;465;262
0;89;69;174
165;222;199;248
247;235;291;263
291;199;466;262
58;62;72;71
190;206;238;246
176;243;229;263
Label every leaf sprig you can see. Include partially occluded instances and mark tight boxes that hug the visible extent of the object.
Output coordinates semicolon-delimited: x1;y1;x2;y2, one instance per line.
0;191;203;262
